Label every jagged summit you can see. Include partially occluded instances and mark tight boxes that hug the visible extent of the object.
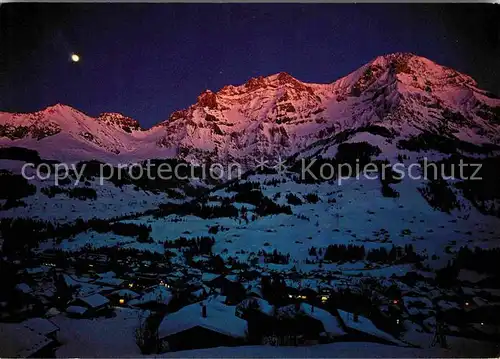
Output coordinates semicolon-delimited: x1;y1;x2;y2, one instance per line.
97;112;144;133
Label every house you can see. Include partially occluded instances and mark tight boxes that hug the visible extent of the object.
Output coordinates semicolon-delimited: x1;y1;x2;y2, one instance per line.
337;309;404;346
69;293;111;317
284;279;301;298
134;273;159;288
94;272;125;288
22;317;60;341
236;297;275;343
66;305;88;317
61;274;82;290
245;284;263;298
298;303;346;340
128;285;173;310
107;289;140;306
236;297;274;315
204;275;245;304
26;267;48;280
201;272;219;284
274;303;346;344
239;269;261;281
299;287;319;301
190;286;209;301
85;254;109;270
0;322;57;358
15;283;33;295
318;288;331;303
158;298;247;352
38;251;58;266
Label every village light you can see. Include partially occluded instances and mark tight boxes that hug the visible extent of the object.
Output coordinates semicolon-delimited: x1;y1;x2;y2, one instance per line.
288;294;293;298
129;283;134;288
465;302;469;306
481;322;484;326
393;299;398;304
396;319;400;324
119;299;125;305
321;296;328;302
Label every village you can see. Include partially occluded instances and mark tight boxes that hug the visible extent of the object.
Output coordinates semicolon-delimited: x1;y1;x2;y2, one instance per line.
1;244;499;357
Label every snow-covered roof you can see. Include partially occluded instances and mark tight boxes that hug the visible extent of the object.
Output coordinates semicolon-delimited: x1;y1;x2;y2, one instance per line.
22;318;59;336
472;297;489;307
300;279;319;290
98;271;117;278
402;296;432;308
129;285;172;306
338;310;402;345
170;271;184;278
300;304;346;337
191;288;206;298
15;283;32;294
284;279;301;289
95;277;124;287
246;286;263;298
0;323;54;358
458;269;489;284
45;307;61;317
62;274;81;288
26;267;46;275
158;300;247;340
201;273;219;282
236;297;274;317
66;306;88;315
436;300;460;311
76;293;110;308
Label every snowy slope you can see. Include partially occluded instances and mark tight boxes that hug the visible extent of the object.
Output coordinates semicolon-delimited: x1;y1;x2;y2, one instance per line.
0;105;173;163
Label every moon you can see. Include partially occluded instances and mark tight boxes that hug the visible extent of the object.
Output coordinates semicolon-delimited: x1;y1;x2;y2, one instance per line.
71;53;80;62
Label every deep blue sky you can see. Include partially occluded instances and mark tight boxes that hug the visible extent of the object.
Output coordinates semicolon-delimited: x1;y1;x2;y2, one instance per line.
1;3;499;128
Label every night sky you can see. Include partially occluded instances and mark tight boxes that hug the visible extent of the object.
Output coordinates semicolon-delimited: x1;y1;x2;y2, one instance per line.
1;3;499;128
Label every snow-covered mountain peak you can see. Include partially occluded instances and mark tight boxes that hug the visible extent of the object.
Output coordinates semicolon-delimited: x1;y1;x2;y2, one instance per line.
96;112;144;133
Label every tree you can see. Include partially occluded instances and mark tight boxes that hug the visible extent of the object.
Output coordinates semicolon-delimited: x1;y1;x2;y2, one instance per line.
134;312;159;354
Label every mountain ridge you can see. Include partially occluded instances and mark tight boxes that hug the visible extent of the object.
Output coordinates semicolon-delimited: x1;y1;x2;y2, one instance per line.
1;52;499;164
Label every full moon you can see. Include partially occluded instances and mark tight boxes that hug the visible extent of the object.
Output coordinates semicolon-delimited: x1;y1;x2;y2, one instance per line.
71;54;80;62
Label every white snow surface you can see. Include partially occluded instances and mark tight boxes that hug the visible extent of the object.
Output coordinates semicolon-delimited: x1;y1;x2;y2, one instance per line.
158;299;247;339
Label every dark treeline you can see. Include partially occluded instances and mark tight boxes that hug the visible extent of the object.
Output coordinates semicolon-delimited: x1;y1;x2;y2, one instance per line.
156;201;239;219
307;244;421;264
290;142;382;183
41;186;97;200
164;236;215;255
0;170;36;201
418;177;460;214
228;181;293;216
286;193;303;205
455;246;500;276
397;131;500;155
0;217;152;254
258;249;290;265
